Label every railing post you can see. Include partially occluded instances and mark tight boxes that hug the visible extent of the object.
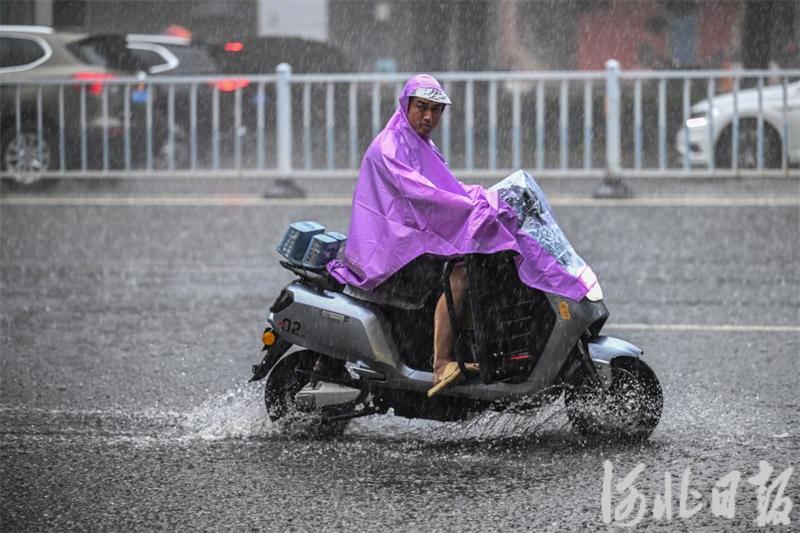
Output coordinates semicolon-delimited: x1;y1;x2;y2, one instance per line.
605;59;621;178
595;59;631;198
276;63;293;177
270;63;305;198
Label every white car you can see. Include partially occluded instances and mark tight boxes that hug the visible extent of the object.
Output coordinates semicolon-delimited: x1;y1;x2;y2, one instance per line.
676;80;800;168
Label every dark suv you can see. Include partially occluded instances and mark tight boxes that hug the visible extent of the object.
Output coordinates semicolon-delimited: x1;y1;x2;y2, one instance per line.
203;36;358;169
0;26;127;184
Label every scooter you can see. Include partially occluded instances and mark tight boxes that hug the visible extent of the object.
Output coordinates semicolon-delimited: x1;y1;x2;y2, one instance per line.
249;173;663;439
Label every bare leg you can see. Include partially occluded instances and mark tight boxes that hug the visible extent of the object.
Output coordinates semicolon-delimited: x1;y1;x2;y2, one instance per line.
432;263;467;383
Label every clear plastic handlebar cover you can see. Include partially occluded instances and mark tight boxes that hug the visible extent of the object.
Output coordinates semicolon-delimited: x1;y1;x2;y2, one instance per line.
490;170;587;279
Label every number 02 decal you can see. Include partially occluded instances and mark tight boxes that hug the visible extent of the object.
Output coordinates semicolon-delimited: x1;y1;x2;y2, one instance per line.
278;318;302;335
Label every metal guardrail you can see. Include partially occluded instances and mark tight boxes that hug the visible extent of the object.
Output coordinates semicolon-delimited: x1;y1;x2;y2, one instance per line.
2;62;799;180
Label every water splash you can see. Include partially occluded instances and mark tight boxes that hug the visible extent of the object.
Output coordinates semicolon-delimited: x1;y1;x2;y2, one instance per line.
179;383;271;441
346;400;573;446
2;376;792;451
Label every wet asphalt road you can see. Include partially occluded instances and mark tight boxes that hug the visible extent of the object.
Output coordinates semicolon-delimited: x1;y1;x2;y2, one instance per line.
1;177;798;531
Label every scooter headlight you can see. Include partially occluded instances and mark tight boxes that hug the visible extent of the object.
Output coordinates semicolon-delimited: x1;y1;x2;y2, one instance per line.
579;267;604;302
586;282;604;302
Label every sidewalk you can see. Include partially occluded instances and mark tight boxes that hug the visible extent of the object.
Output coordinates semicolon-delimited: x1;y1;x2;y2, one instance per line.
205;174;800;200
2;174;799;201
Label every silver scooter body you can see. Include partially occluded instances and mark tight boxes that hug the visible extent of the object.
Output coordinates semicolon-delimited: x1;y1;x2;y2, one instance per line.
268;280;640;403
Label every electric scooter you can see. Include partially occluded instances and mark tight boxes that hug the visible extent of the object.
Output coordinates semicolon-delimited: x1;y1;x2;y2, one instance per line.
249;172;663;439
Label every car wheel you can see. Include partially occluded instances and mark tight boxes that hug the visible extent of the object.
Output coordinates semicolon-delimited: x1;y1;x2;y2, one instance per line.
1;126;53;186
715;119;781;169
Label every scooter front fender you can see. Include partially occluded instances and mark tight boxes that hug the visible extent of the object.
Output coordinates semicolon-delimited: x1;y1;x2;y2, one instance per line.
586;335;646;390
588;335;643;364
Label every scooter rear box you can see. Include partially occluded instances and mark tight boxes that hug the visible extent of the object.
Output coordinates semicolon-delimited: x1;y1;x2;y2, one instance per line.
276;221;325;263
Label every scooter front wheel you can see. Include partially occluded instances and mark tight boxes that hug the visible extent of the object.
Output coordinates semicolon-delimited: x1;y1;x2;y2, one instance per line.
565;357;662;441
264;350;352;436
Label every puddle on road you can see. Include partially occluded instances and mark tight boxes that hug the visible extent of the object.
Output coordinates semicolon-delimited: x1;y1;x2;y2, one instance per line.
1;379;793;451
152;377;797;449
179;384;579;448
0;384;578;449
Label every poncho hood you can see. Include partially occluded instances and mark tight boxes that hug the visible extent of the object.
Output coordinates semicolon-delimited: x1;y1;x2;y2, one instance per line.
398;73;451;119
327;74;590;301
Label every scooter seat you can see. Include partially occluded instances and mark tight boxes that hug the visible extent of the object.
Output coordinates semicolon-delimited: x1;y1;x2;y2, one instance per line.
344;284;426;310
343;254;445;311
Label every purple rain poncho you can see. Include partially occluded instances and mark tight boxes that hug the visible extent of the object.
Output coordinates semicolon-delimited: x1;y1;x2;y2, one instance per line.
328;74;591;301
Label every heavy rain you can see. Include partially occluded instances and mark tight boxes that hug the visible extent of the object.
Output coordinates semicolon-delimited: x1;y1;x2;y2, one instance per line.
1;1;798;531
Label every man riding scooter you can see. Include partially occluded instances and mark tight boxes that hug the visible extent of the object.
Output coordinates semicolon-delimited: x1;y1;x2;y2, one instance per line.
327;74;598;397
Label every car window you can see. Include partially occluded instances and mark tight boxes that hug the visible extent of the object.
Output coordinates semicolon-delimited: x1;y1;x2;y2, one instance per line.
70;41;108;66
164;46;218;74
0;36;47;69
69;36;145;73
128;47;171;72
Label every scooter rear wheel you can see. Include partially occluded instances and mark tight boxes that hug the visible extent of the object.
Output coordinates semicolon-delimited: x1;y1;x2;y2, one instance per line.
565;357;662;441
264;350;352;436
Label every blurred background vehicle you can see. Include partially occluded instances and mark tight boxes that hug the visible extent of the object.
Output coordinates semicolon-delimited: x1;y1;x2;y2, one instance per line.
73;32;251;169
676;80;800;168
72;33;359;170
204;36;356;75
2;27;361;180
0;25;127;184
202;35;359;170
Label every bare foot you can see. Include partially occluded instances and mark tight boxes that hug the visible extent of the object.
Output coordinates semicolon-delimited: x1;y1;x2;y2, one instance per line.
432;359;453;385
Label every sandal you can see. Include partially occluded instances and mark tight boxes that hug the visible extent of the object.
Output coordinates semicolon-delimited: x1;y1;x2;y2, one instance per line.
427;362;479;398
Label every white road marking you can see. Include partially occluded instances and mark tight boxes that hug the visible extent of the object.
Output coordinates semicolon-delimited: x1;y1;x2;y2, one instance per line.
553;196;800;207
605;323;800;333
0;195;349;207
0;405;182;417
0;195;798;208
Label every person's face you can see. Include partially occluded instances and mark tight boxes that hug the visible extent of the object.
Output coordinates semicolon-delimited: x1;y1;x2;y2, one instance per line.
406;96;445;137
